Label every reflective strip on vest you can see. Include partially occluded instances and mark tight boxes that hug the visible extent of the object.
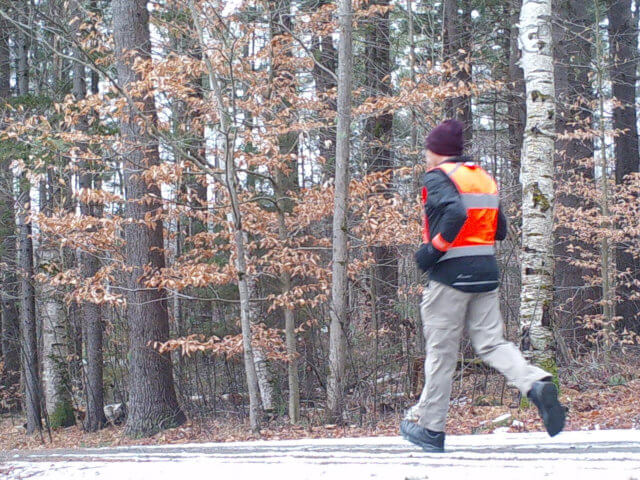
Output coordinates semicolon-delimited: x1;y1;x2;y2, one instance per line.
430;162;499;263
438;245;495;262
460;193;500;209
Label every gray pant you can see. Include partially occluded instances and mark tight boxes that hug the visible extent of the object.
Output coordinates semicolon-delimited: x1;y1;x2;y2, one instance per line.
406;281;550;432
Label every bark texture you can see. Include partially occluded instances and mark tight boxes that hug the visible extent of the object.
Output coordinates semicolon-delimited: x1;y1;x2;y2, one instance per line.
227;169;262;433
508;0;525;180
40;244;75;428
18;179;42;434
271;0;301;423
15;27;41;433
310;0;337;181
0;16;20;381
0;14;9;99
363;0;397;319
113;0;185;437
608;0;640;330
327;0;353;423
248;273;274;413
553;0;598;347
518;0;556;366
72;4;105;430
16;29;28;97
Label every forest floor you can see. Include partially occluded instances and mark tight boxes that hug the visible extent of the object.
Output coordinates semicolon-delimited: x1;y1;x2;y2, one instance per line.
1;378;639;451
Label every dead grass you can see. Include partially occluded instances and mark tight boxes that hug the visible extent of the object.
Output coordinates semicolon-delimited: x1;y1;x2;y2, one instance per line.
1;378;638;452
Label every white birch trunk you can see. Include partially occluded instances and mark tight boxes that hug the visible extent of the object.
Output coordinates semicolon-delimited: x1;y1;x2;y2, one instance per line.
252;347;274;412
18;179;42;434
327;0;353;422
40;246;74;427
517;0;556;366
247;272;274;412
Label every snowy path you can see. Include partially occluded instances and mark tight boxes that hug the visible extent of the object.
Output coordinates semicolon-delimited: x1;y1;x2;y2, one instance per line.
2;429;640;479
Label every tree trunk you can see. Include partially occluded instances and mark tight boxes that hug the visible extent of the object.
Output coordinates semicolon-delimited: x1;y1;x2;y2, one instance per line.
39;107;75;427
283;284;299;423
252;348;274;413
226;153;262;433
310;0;337;181
508;0;525;180
39;244;75;428
14;22;41;433
275;177;300;423
327;0;353;423
0;195;20;380
269;0;301;423
71;2;105;430
0;14;9;99
16;28;29;97
247;272;274;413
594;1;614;347
608;0;640;330
518;0;557;368
363;0;397;319
443;0;472;144
18;177;42;434
187;0;261;432
553;0;599;346
0;16;20;382
81;241;105;432
167;3;210;402
113;0;185;437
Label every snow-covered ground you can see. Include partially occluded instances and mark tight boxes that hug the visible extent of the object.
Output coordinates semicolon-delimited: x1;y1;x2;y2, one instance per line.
2;429;640;479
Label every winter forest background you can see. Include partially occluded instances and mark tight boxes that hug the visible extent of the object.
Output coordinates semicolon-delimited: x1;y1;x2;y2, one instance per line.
0;0;638;443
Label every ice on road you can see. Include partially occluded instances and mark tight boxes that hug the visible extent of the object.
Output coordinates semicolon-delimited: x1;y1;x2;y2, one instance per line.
2;429;640;479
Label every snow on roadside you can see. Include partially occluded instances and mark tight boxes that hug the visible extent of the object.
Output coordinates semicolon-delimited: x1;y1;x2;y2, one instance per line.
4;429;640;480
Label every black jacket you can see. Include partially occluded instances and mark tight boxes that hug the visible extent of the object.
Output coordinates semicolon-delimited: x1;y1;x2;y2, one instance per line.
415;157;507;292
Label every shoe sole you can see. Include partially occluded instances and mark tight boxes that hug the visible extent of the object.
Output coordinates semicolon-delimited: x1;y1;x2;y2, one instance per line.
400;424;444;453
538;382;565;437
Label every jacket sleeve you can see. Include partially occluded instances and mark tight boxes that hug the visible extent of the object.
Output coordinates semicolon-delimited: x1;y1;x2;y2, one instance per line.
425;170;467;249
495;203;507;241
414;171;467;272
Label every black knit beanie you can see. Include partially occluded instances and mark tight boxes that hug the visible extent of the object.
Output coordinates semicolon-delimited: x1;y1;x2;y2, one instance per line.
425;119;464;156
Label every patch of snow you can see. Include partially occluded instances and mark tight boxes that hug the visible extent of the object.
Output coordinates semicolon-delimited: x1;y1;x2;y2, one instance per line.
492;413;512;425
4;429;640;480
493;426;510;434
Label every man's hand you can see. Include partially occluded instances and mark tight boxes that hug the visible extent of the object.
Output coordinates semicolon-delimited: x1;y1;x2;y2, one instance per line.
414;243;444;273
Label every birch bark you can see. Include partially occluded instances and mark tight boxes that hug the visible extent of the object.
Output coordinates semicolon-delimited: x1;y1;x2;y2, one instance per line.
518;0;556;366
18;177;42;434
40;244;74;427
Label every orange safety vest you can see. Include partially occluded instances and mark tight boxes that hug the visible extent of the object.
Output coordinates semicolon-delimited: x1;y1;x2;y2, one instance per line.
421;162;499;263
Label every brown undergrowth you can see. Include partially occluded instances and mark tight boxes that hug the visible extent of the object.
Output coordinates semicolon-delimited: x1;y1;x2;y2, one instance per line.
1;377;638;451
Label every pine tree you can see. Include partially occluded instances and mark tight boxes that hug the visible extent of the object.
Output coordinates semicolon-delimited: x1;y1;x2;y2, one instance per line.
608;0;640;331
113;0;185;437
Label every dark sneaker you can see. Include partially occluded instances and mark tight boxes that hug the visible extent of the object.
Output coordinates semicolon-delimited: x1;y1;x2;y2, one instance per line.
528;380;566;437
400;420;445;452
